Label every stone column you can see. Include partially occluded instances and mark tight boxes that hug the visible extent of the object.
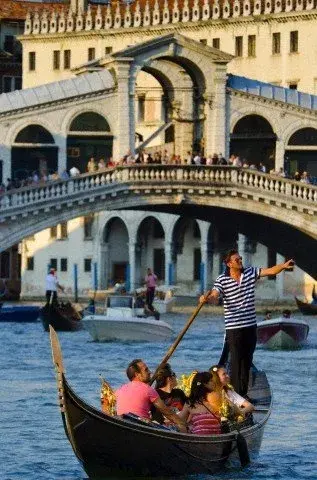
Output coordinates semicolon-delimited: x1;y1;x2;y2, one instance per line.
275;139;285;173
112;59;134;161
56;136;67;174
0;145;11;182
238;233;249;266
99;243;109;289
276;253;285;299
128;241;136;292
205;65;227;157
200;241;209;293
164;241;173;286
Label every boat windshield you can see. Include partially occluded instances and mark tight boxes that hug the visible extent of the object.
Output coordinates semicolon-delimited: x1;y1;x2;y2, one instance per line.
107;296;133;308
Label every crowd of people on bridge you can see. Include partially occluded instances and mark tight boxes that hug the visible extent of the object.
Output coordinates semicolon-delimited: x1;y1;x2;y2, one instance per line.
0;149;315;194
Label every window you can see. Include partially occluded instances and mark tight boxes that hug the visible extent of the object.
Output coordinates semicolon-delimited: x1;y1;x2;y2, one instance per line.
84;258;92;272
64;50;71;69
212;38;220;49
84;215;94;239
193;248;201;281
29;51;36;71
138;95;145;122
290;31;298;53
60;222;68;239
53;50;60;70
200;39;207;45
50;226;57;239
105;46;113;54
235;36;243;57
248;35;256;57
3;77;13;93
88;47;95;61
27;257;34;271
289;83;298;90
15;77;22;90
272;32;280;55
4;35;14;54
60;258;68;272
50;258;57;270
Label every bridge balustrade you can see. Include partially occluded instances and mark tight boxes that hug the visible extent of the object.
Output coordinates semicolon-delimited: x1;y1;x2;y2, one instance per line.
0;165;316;218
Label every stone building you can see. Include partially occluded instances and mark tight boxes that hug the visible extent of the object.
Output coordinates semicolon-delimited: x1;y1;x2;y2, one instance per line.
0;0;316;299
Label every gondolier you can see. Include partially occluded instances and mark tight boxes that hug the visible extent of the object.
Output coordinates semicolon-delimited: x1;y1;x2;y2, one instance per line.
201;249;294;397
45;268;64;305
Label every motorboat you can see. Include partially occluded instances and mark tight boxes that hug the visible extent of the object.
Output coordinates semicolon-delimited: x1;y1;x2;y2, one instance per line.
82;295;174;342
0;304;40;322
49;326;272;478
135;286;177;314
257;316;309;349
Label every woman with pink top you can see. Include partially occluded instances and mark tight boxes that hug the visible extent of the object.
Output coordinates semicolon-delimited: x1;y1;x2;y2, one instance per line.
145;268;158;312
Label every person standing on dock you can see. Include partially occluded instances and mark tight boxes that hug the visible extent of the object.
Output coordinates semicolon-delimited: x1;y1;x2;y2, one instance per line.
200;249;294;397
45;268;64;305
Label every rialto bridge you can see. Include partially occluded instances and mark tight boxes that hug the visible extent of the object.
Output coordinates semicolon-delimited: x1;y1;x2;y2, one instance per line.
0;165;316;279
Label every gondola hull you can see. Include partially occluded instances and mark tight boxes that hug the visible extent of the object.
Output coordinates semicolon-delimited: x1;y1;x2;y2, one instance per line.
295;297;317;315
50;327;272;478
40;303;82;332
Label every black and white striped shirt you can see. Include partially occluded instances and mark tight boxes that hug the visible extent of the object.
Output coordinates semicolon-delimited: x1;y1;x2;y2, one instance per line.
213;267;261;330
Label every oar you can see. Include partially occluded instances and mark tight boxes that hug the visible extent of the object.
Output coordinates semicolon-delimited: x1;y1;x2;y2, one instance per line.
150;300;206;385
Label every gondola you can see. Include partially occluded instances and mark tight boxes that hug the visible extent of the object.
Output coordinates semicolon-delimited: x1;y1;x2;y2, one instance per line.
40;301;82;332
49;326;272;478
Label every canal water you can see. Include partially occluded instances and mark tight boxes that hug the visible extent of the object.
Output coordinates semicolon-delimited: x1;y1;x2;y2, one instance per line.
0;312;316;480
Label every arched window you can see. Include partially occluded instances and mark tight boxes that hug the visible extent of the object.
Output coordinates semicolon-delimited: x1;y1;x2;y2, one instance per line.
15;125;55;144
288;128;317;146
69;112;110;132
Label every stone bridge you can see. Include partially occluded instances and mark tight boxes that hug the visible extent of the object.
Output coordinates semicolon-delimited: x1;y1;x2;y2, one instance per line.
0;165;316;278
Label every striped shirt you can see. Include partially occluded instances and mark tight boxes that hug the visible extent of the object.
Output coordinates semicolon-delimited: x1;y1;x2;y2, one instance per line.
190;413;221;435
213;267;261;330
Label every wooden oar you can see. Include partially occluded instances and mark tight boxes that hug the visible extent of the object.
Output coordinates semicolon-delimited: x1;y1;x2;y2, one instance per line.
150;300;206;385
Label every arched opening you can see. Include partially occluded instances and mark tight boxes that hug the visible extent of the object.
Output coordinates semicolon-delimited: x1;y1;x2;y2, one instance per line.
67;112;113;173
285;127;317;178
135;57;204;160
11;124;58;180
171;217;201;291
101;218;129;289
135;216;165;286
230;115;276;171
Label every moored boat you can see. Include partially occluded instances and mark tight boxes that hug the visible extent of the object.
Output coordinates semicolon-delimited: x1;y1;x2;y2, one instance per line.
295;297;317;315
257;317;309;349
82;295;173;342
40;302;83;332
49;326;272;478
0;304;40;322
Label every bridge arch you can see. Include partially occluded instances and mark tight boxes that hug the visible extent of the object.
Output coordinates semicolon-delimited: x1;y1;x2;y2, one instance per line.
230;114;277;171
11;123;58;180
135;215;165;283
285;126;317;178
66;110;113;172
101;216;129;288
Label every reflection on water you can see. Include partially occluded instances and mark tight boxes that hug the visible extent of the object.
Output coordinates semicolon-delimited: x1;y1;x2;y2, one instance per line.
0;312;316;479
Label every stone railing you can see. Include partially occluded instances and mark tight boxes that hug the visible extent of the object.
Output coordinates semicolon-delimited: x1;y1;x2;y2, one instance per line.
0;166;316;221
23;0;315;36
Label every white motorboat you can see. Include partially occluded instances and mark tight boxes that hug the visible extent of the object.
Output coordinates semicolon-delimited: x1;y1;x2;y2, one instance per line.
82;295;174;342
135;286;177;314
257;316;309;349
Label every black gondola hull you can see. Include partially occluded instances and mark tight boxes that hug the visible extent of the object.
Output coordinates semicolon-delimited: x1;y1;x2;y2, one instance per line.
295;297;317;315
40;303;82;332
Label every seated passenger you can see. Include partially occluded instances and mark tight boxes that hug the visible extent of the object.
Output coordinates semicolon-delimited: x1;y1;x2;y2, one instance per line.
151;363;187;424
210;365;254;416
178;372;222;435
115;358;187;433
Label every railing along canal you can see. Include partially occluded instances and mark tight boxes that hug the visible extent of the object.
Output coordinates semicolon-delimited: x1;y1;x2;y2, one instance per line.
0;166;316;217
